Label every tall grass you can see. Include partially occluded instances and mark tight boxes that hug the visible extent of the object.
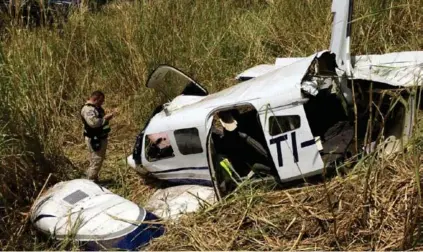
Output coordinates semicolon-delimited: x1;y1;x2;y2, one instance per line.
0;0;422;250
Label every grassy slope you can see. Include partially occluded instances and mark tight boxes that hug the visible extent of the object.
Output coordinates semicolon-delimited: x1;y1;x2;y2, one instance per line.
0;0;422;250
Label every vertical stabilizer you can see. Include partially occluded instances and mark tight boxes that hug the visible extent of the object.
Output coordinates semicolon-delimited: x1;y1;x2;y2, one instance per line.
330;0;354;76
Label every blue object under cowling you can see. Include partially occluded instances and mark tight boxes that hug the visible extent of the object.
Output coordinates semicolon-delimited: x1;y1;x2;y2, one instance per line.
84;211;165;251
115;211;165;250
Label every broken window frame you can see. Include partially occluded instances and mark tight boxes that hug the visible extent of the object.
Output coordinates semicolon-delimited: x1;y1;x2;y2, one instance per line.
144;131;175;162
145;65;209;101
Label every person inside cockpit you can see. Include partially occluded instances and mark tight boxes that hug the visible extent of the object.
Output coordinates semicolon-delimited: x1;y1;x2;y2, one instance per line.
216;110;273;179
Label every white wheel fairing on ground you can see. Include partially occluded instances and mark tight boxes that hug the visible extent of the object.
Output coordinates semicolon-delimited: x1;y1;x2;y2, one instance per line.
145;184;217;221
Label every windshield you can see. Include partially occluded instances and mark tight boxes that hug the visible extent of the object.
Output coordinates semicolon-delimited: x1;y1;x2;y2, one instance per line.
146;65;208;101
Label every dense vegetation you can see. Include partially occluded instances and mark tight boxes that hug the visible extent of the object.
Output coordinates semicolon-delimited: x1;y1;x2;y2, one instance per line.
0;0;422;250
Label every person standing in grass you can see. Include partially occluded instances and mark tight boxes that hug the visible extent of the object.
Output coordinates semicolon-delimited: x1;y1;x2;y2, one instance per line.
80;90;116;182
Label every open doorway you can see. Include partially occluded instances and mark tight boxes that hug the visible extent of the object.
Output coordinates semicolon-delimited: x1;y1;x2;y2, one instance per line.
302;81;414;170
206;104;277;199
302;88;355;169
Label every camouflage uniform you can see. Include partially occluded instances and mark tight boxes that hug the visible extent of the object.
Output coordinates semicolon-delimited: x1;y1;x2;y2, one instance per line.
80;103;111;181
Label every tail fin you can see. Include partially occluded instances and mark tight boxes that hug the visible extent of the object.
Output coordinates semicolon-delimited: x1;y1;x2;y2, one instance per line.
329;0;354;76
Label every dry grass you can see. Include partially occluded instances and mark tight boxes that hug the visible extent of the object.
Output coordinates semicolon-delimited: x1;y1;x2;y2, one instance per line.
0;0;422;250
148;139;423;250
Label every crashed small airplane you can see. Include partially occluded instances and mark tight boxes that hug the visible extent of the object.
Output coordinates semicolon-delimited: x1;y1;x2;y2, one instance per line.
127;0;423;217
29;0;423;249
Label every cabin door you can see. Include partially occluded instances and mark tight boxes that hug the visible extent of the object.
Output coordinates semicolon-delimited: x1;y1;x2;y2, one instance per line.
258;104;325;182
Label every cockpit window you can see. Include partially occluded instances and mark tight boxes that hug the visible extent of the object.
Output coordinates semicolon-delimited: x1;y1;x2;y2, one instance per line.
174;128;203;155
145;132;175;162
269;115;301;136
